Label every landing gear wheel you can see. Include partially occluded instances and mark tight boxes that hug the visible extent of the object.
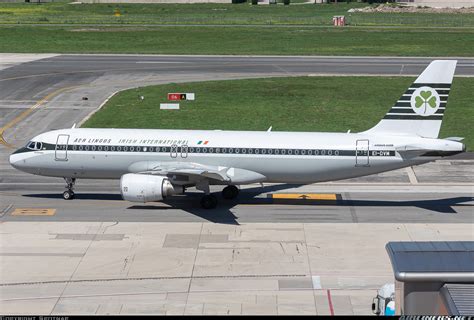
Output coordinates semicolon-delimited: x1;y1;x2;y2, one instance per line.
201;194;218;209
63;177;76;200
63;190;74;200
222;185;239;200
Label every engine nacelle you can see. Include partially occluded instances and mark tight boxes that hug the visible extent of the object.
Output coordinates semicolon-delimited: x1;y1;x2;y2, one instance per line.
120;173;183;203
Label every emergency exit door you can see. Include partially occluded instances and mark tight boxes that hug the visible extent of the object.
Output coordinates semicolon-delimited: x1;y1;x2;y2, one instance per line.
356;139;369;167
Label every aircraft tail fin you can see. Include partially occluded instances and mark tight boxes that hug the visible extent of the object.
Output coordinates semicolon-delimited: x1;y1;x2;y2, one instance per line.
363;60;457;138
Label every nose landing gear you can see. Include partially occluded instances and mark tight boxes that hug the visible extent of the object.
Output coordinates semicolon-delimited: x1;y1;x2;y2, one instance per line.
63;177;76;200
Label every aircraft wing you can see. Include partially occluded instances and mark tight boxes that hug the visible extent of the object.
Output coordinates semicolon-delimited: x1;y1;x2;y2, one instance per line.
127;160;265;184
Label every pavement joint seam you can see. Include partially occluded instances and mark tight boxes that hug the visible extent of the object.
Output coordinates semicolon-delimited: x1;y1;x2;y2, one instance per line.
49;222;103;314
302;223;319;314
0;204;13;217
0;274;309;287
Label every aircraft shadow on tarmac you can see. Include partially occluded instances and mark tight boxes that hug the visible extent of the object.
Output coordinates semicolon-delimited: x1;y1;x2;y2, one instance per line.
24;183;474;225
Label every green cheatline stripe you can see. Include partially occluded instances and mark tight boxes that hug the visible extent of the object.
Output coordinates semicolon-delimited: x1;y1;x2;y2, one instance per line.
388;109;445;115
405;89;451;95
383;115;443;120
411;83;452;89
394;102;447;108
198;141;202;145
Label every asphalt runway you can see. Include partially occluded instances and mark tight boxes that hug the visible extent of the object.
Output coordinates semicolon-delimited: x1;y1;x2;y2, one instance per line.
0;54;473;315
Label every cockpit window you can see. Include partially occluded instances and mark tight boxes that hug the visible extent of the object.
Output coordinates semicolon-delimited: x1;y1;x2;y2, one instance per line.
26;141;36;150
26;141;43;151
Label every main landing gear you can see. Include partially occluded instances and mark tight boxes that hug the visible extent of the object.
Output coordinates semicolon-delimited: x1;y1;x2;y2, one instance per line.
222;185;239;200
200;194;218;210
63;177;76;200
197;181;240;209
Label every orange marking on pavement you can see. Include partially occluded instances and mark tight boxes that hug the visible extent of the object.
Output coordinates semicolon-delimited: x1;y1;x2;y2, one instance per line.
11;208;56;216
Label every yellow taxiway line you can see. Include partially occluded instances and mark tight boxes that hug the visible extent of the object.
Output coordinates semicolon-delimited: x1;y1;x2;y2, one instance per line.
0;85;80;149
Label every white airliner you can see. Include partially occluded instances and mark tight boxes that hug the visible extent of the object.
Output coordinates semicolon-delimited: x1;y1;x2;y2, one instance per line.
9;60;465;209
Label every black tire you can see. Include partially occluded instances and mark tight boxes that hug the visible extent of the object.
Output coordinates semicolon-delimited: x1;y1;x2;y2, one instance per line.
222;185;239;200
201;195;218;209
63;190;73;200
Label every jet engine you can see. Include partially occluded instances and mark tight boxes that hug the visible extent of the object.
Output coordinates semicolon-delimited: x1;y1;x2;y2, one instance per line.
120;173;183;202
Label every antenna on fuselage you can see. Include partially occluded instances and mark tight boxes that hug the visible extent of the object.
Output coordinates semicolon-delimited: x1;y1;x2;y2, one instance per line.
71;123;76;129
267;126;272;132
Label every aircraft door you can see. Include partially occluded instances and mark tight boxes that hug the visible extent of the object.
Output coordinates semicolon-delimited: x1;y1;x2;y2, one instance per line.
180;145;188;158
55;134;70;161
356;139;369;167
170;144;178;158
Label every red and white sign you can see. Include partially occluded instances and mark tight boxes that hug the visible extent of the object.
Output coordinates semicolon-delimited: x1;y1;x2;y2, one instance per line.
168;93;195;101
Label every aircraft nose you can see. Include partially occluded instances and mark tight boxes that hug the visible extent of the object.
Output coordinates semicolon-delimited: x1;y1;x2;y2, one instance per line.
9;153;21;169
9;147;28;169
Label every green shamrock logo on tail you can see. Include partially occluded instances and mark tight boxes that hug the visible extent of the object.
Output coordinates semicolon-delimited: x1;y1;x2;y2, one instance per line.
410;87;440;117
415;90;437;114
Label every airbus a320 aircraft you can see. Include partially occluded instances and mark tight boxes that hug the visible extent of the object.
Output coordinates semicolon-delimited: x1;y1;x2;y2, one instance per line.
10;60;465;209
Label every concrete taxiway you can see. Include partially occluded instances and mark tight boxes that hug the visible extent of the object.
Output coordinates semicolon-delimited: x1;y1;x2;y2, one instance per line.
0;54;473;315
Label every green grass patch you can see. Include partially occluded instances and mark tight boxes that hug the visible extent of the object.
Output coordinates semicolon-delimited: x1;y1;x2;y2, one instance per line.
1;25;473;56
82;76;474;150
0;2;472;27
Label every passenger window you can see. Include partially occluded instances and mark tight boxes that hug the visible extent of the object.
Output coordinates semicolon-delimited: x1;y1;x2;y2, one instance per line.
79;145;83;151
295;150;299;155
288;150;292;155
98;146;102;151
73;145;77;151
262;149;266;154
209;148;214;153
242;148;246;154
111;146;115;151
190;147;195;153
104;146;108;151
248;149;252;154
85;146;89;151
235;148;240;154
91;146;96;151
281;149;286;155
130;146;134;152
